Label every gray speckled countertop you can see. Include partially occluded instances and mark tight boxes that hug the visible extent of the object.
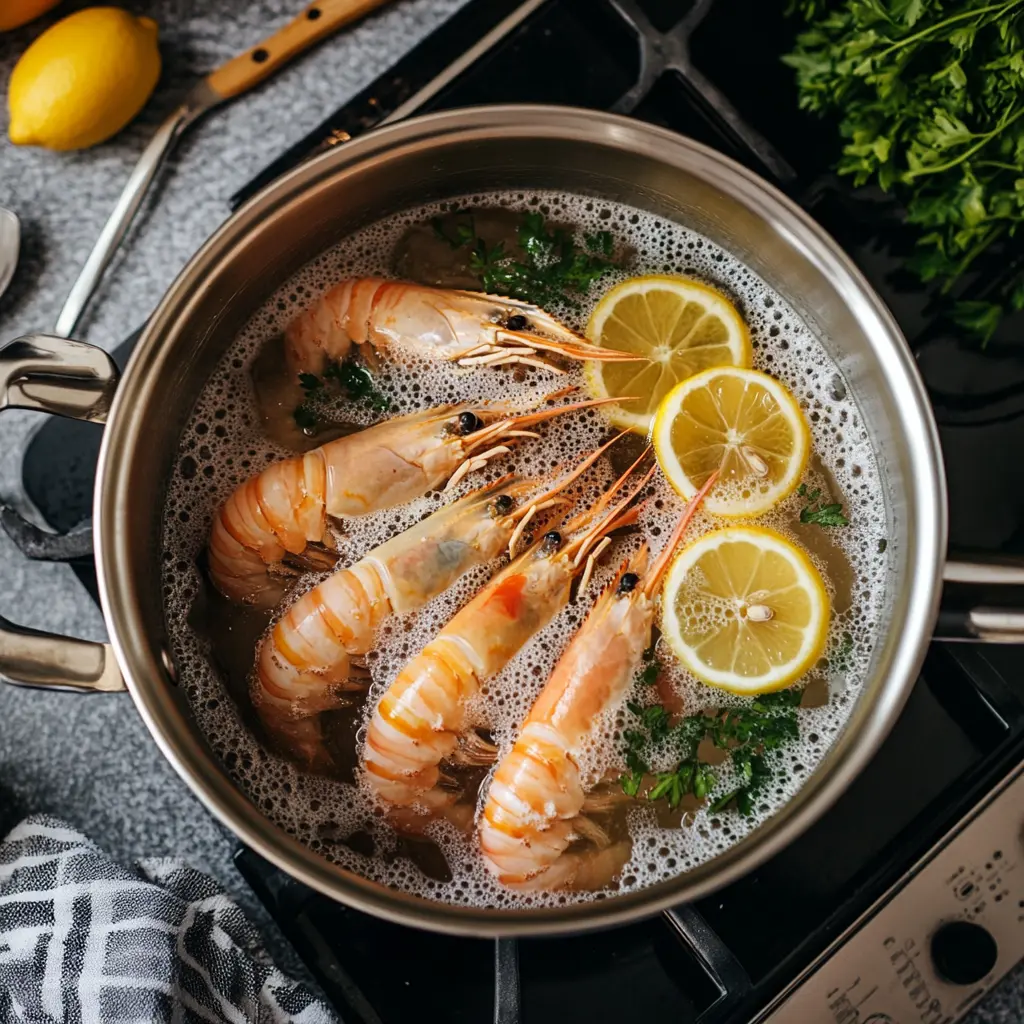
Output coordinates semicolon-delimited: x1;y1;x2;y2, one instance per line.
0;2;1020;1019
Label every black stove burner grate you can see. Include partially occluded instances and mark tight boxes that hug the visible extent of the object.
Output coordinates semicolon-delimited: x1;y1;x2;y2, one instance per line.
12;2;1024;1021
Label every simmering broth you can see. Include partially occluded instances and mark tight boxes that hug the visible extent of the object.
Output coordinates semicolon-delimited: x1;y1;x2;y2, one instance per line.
162;190;888;907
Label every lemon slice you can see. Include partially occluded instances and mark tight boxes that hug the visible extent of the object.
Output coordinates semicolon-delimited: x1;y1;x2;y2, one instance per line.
584;275;751;432
661;526;829;694
652;366;809;517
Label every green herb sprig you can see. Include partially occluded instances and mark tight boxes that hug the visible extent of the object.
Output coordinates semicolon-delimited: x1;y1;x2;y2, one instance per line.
436;210;619;309
797;482;850;527
619;677;803;816
784;0;1024;345
293;358;389;433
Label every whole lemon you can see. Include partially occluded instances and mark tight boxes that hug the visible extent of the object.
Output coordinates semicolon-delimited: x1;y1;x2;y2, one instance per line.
0;0;63;32
8;7;160;150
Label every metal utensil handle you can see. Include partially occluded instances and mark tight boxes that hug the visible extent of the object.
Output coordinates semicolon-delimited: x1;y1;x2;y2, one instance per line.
54;0;393;339
664;905;753;1024
936;557;1024;643
0;333;125;692
0;613;122;692
493;938;521;1024
53;104;200;339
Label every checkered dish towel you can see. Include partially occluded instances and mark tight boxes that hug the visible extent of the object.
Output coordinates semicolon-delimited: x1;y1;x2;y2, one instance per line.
0;815;337;1024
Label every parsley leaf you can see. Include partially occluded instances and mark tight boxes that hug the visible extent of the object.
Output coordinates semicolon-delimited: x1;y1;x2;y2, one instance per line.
828;630;856;673
465;210;619;308
323;359;390;412
784;0;1024;345
798;483;849;527
293;403;318;432
292;358;389;434
619;678;804;815
432;214;474;249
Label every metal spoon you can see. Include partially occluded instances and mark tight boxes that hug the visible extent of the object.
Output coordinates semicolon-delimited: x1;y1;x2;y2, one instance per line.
0;208;20;302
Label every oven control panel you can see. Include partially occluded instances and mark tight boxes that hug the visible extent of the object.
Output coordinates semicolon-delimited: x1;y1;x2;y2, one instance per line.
760;767;1024;1024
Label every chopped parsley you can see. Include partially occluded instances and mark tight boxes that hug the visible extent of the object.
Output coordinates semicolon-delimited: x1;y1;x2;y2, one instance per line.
797;483;849;527
618;674;803;816
292;357;389;433
828;630;856;673
323;360;390;410
437;210;620;308
292;403;318;432
432;214;474;249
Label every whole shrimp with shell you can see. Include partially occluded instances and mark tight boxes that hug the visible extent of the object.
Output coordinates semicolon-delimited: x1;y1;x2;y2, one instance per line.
285;278;646;377
208;393;623;607
360;451;655;821
478;473;718;892
252;438;622;767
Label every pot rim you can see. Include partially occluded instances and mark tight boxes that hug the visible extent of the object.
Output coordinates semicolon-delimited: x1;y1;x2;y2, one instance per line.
94;104;947;936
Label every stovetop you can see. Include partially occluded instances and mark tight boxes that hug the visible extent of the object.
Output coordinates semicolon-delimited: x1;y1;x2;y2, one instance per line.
10;1;1024;1022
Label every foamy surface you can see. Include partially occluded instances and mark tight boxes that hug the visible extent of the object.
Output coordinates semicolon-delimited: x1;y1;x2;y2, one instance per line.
161;191;889;908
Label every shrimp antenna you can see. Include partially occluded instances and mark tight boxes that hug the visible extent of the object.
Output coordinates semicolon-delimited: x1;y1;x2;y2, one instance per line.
642;471;719;597
568;443;653;529
506;432;629;558
512;430;631;519
463;396;638;453
568;462;657;565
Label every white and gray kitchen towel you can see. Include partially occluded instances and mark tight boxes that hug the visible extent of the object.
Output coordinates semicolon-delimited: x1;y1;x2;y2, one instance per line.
0;815;337;1023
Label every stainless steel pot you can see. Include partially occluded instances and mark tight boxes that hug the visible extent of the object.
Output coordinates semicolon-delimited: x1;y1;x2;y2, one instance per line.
2;106;1021;936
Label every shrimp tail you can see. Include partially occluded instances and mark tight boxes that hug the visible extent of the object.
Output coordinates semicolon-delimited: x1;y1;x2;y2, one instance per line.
251;677;363;772
208;450;327;607
450;729;499;766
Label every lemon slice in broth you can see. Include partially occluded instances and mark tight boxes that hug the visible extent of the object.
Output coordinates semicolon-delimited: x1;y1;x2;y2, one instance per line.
652;366;809;517
584;275;751;433
661;525;830;694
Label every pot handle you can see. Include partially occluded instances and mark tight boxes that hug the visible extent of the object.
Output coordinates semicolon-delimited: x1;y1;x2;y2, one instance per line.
0;333;126;692
936;557;1024;643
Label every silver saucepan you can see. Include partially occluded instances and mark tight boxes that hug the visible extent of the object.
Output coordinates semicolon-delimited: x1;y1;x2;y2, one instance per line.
2;106;1021;936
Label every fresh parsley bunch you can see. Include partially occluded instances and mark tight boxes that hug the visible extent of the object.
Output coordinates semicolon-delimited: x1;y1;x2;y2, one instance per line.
784;0;1024;344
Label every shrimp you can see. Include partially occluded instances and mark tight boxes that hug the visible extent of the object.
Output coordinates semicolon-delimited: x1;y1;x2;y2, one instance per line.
252;438;620;766
208;393;621;606
284;278;645;377
361;452;655;817
478;473;718;892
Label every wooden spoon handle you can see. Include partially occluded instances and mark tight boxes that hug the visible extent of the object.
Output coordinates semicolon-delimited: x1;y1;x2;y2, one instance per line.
205;0;392;101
